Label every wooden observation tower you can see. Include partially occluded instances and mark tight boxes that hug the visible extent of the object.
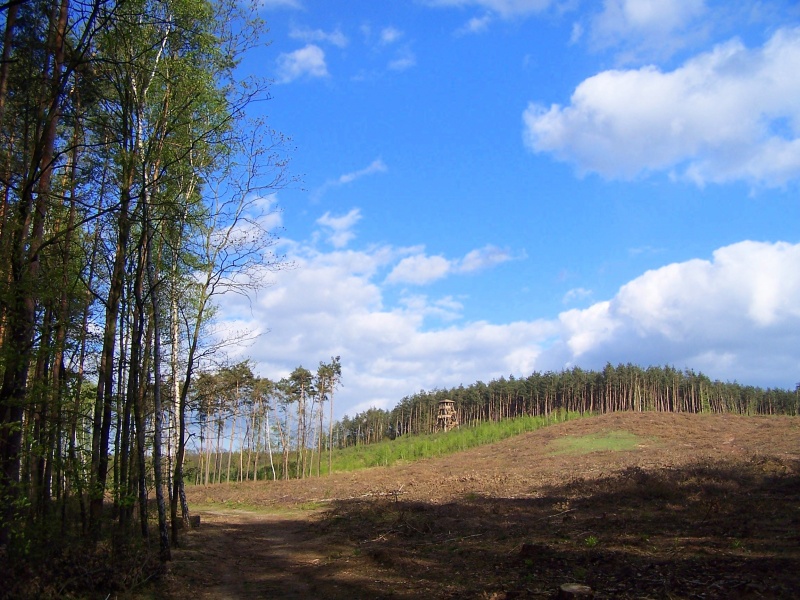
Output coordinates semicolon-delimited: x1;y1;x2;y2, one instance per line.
436;399;459;432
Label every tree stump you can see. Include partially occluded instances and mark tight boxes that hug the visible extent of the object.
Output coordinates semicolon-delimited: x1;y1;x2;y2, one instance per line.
557;583;593;599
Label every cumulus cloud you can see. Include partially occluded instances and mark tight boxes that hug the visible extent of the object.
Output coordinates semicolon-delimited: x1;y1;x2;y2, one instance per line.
400;294;464;322
385;245;516;285
289;26;348;48
215;232;800;418
216;241;556;416
523;27;800;187
557;240;800;383
386;254;453;285
275;44;328;83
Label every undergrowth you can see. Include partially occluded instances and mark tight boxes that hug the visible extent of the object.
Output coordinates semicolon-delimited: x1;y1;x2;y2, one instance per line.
0;523;163;600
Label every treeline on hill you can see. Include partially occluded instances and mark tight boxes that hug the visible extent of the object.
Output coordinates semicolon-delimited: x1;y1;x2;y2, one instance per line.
337;364;799;447
0;0;292;581
181;362;798;486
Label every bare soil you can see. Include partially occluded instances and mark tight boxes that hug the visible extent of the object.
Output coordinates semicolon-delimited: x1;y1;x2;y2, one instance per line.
160;412;800;599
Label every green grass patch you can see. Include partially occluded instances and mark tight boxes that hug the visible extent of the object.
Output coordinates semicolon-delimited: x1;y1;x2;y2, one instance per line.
330;410;583;472
548;430;651;455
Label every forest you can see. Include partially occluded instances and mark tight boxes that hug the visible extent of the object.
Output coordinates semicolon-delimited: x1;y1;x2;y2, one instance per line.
0;0;292;565
1;0;799;595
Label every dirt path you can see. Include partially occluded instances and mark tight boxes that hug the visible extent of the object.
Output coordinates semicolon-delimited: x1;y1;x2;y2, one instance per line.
163;507;422;599
164;508;356;599
161;413;800;599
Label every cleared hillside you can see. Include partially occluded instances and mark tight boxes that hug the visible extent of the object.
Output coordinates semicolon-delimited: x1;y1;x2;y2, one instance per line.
166;412;799;599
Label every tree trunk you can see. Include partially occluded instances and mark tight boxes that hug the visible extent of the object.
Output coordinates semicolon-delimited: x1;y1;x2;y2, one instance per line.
143;188;170;561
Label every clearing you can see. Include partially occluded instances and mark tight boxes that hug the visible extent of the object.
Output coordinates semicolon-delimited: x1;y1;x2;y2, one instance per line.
158;412;800;599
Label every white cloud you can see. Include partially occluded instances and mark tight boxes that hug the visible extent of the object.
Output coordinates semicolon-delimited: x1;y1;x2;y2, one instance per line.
597;0;706;33
316;209;362;248
569;22;583;44
523;27;800;187
400;294;464;321
458;14;494;35
562;287;593;304
426;0;556;33
556;240;800;382
260;0;302;9
338;158;388;184
559;301;617;356
289;26;348;48
458;245;516;273
275;44;329;83
424;0;555;18
380;26;404;45
312;158;388;201
386;254;453;285
589;0;707;59
216;241;555;417
385;245;516;285
388;48;417;71
215;234;800;419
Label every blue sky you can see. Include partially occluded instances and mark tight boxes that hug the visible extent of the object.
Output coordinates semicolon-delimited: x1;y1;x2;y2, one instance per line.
219;0;800;418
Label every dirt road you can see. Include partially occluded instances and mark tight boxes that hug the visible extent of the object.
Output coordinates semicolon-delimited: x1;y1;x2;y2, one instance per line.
163;508;372;599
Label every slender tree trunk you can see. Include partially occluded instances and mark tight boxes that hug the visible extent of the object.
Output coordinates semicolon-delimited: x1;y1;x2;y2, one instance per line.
133;307;153;541
89;176;132;536
328;387;335;476
143;190;170;561
226;409;236;483
265;402;276;481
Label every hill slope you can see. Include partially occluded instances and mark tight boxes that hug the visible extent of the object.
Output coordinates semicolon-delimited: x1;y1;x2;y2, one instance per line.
169;412;799;599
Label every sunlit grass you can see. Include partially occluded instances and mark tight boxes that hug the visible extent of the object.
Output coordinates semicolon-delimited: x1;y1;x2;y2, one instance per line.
330;411;583;472
547;430;652;455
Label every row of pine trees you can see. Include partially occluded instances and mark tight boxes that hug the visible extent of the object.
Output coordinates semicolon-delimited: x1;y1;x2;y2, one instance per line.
180;363;797;485
336;364;799;447
187;358;342;485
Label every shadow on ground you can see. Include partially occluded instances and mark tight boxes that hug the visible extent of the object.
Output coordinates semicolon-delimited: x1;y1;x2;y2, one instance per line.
167;454;800;599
